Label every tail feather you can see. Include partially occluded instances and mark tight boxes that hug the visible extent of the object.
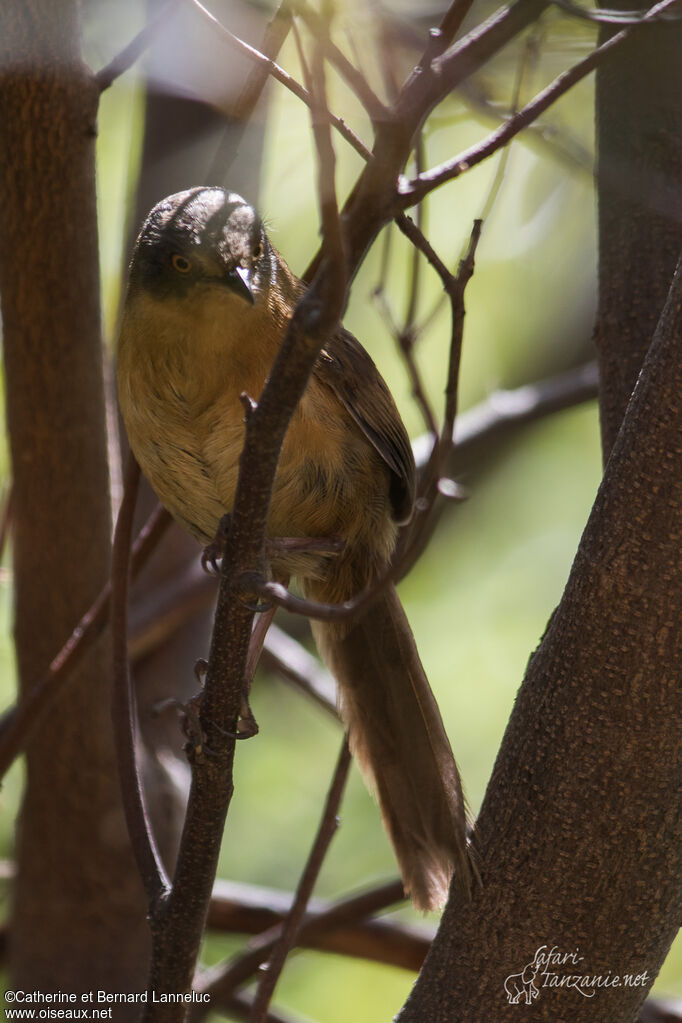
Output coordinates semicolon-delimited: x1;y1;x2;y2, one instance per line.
310;584;470;911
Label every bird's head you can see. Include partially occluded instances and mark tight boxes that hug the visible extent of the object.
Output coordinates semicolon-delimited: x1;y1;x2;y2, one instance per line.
128;187;272;308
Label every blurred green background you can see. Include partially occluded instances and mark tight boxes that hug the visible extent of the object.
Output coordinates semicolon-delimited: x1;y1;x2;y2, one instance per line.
1;1;679;1019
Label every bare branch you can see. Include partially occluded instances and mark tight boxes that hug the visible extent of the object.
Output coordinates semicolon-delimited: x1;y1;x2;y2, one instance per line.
551;0;682;23
308;9;346;304
219;992;307;1023
477;25;541;222
199;879;409;1010
403;361;599;567
423;360;600;471
400;0;680;206
185;0;372;161
638;999;682;1022
111;455;171;908
208;0;295;181
395;219;482;573
261;624;338;719
249;738;352;1022
142;11;353;1005
0;503;171;781
0;483;12;563
96;0;180;92
292;0;388;121
206;878;428;971
459;80;593;178
433;0;479;52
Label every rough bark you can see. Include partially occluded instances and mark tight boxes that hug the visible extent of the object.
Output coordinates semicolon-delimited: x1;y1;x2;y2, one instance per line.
398;251;682;1021
0;0;148;995
594;11;682;458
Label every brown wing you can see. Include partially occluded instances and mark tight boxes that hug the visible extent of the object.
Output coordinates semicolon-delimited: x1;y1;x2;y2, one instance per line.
313;327;415;524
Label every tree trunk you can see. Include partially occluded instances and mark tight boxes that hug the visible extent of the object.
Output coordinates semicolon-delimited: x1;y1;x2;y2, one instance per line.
0;0;148;996
398;19;682;1019
398;250;682;1021
594;9;682;457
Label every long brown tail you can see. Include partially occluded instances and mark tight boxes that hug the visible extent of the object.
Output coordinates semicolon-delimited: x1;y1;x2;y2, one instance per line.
310;584;471;911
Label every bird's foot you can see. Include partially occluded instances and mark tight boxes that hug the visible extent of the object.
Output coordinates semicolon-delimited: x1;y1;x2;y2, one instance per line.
265;535;345;558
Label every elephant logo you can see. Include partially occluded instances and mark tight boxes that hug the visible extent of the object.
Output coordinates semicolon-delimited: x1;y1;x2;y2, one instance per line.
504;958;542;1004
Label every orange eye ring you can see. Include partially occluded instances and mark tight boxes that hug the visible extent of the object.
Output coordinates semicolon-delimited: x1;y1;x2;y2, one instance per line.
171;253;192;274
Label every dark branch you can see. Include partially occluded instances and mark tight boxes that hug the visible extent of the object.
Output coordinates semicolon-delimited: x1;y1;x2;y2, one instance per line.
249;738;352;1022
208;0;295;182
261;624;338;719
206;878;428;972
186;0;372;161
199;878;410;1010
551;0;682;23
96;0;180;92
400;0;680;206
111;455;171;908
292;0;388;121
0;503;171;781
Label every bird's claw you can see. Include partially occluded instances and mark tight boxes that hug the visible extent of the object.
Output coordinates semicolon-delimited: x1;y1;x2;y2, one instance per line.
201;513;232;574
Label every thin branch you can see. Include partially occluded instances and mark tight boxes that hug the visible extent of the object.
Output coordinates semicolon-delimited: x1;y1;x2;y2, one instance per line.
0;483;12;563
185;0;372;162
551;0;682;23
292;1;388;121
0;503;171;781
394;0;551;133
96;0;180;92
220;993;307;1023
404;361;599;567
638;1000;682;1023
370;140;443;442
142;14;352;1008
404;134;424;331
434;0;479;49
261;624;338;719
208;0;295;182
308;9;346;298
242;572;392;625
238;222;481;621
459;80;593;178
248;43;349;1019
304;0;553;283
478;25;541;223
206;878;428;971
111;455;171;908
248;738;352;1023
198;879;409;1011
396;219;482;572
421;360;600;471
400;0;680;206
372;285;440;438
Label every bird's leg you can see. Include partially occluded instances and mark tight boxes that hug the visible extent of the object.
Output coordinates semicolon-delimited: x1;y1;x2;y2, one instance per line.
234;603;277;739
187;599;278;742
265;535;345;558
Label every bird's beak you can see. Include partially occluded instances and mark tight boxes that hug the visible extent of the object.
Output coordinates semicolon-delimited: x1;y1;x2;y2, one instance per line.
225;265;254;305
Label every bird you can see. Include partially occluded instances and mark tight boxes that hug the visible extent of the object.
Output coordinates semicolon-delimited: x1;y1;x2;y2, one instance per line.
117;186;471;910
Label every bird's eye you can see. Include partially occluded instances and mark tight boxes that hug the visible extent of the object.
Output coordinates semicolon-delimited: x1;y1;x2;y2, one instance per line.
253;241;264;260
171;253;192;274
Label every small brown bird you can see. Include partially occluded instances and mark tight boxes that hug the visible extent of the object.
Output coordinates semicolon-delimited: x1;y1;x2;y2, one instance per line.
117;186;470;910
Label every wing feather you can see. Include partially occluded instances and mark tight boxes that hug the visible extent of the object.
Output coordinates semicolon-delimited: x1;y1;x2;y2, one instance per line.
313;328;415;523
